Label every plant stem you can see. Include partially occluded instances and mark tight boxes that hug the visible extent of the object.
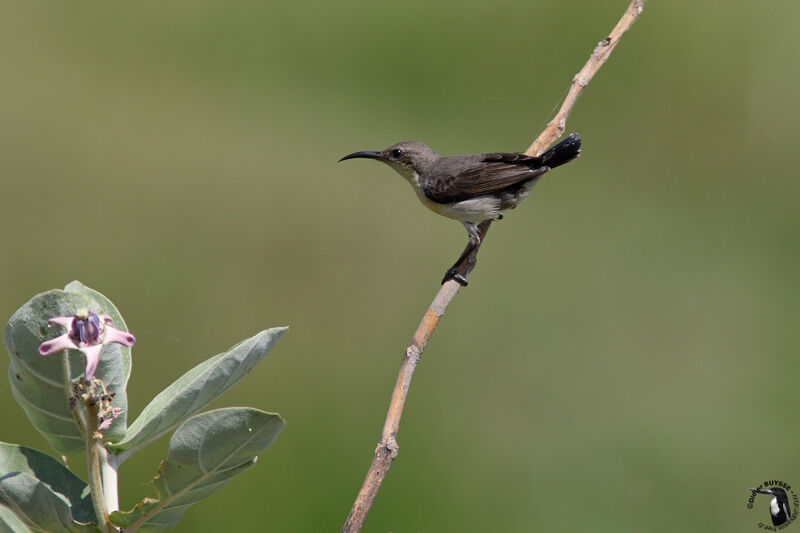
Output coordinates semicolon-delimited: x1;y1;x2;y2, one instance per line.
99;447;120;514
85;399;111;533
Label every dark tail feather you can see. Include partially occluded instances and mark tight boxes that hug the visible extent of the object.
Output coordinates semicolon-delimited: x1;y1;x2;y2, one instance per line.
539;133;581;168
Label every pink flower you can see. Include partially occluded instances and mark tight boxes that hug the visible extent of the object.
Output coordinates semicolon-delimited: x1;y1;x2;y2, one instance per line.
98;407;124;431
39;310;135;380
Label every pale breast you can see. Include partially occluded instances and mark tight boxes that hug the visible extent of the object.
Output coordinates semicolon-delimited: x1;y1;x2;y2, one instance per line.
408;173;500;223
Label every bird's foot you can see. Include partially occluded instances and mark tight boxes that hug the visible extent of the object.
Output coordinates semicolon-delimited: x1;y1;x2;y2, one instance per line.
442;268;468;286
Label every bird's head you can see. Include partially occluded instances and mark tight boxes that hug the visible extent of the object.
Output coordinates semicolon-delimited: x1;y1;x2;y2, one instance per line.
339;141;439;181
751;487;787;498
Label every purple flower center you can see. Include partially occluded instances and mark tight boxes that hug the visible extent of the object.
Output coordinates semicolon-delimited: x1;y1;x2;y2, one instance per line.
71;313;102;346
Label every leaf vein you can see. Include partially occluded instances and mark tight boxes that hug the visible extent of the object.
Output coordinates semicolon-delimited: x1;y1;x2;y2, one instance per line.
10;389;75;422
10;355;64;389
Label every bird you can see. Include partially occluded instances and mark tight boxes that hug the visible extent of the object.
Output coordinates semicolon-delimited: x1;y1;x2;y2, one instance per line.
339;133;582;285
750;486;792;526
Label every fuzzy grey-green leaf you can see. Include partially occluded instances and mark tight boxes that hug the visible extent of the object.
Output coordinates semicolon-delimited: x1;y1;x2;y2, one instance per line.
0;443;94;526
110;408;283;532
0;472;95;532
4;282;132;454
110;327;286;459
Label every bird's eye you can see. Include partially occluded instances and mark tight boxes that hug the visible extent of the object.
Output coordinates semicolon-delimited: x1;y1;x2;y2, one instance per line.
391;149;403;159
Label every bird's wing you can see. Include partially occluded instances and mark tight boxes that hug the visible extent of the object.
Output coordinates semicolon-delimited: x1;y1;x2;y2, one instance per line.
422;153;550;204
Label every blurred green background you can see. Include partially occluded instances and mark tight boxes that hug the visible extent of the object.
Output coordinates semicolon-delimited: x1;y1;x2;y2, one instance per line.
1;0;798;531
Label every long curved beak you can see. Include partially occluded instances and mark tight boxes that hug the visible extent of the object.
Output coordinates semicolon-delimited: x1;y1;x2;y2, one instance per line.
339;150;383;162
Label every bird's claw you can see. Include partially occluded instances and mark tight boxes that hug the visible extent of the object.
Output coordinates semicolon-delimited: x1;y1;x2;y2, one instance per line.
442;268;468;286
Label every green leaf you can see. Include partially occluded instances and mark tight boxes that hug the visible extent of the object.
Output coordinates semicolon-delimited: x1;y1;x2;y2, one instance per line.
109;408;283;532
3;282;132;454
0;443;94;525
0;472;95;532
0;504;34;533
109;327;286;459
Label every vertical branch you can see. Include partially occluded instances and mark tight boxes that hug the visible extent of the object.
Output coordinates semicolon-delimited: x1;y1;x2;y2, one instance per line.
85;400;111;533
343;225;490;533
343;2;643;532
342;283;456;532
99;448;120;514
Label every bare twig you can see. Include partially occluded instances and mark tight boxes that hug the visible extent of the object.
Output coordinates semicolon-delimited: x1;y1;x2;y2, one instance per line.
526;0;644;156
341;282;456;533
342;222;489;532
342;2;643;531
